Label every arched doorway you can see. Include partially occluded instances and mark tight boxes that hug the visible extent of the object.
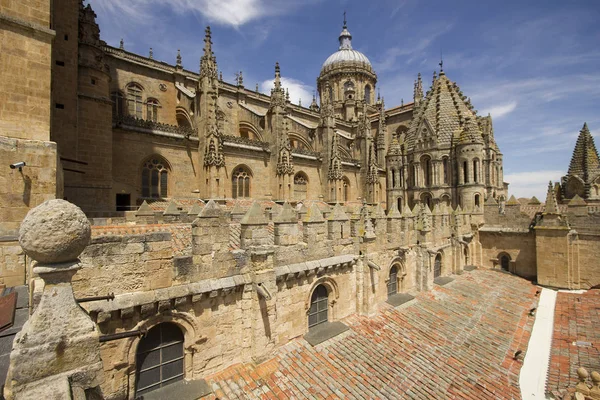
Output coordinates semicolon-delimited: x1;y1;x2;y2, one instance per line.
308;285;328;328
136;323;184;396
500;254;510;271
388;265;400;297
434;254;442;278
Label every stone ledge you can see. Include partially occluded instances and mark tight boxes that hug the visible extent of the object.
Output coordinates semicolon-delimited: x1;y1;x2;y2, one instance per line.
386;293;415;307
275;254;358;280
434;276;454;286
304;321;349;347
141;378;211;400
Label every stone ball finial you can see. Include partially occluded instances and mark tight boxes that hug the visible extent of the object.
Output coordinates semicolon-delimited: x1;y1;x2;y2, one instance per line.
591;370;600;383
577;367;589;381
19;199;91;264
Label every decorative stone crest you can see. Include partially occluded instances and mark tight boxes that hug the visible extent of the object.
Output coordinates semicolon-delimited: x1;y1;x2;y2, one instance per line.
328;131;343;181
276;118;294;176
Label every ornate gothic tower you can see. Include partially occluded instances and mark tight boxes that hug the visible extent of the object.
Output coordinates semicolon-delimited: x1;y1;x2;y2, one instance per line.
317;16;377;122
561;123;600;201
197;27;225;199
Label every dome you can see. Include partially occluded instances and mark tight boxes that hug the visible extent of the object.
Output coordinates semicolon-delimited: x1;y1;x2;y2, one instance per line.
322;49;371;71
320;22;373;75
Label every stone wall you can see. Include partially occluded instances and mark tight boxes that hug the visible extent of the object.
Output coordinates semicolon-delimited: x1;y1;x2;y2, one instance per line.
479;229;537;278
71;200;476;399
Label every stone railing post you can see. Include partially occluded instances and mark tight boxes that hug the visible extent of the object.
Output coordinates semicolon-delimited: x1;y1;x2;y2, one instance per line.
4;200;103;400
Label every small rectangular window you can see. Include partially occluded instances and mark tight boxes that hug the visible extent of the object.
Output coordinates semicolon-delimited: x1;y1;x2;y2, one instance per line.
91;78;96;85
64;34;69;41
55;103;64;109
56;60;65;66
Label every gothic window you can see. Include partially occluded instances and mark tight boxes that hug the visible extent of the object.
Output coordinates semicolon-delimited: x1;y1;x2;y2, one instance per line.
387;265;398;297
142;157;169;198
111;91;123;118
135;323;184;396
147;98;160;122
473;159;480;183
475;193;481;207
127;83;144;119
308;285;328;328
364;85;371;104
294;172;308;200
342;176;350;202
232;167;251;199
463;161;469;183
391;168;396;188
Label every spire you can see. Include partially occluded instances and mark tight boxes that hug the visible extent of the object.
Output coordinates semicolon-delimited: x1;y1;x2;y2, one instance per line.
309;92;319;111
176;49;182;67
328;131;343;180
274;61;281;90
414;72;423;105
338;12;353;50
366;142;378;184
544;181;559;213
200;26;218;80
568;123;600;184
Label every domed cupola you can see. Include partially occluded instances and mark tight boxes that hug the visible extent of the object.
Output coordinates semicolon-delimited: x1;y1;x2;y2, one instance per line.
317;15;377;121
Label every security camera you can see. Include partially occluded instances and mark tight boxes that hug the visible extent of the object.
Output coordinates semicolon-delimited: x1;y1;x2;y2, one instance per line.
10;162;26;170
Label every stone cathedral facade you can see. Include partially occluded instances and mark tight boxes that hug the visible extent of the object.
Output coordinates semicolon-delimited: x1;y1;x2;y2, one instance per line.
2;1;600;399
49;5;506;215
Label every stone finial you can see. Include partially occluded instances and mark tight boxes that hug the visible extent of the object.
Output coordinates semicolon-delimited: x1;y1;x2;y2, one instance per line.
231;200;246;216
163;201;180;216
135;200;154;216
274;202;296;223
119;38;124;49
176;49;182;67
528;196;541;205
329;203;350;221
149;47;153;59
199;199;222;217
189;202;202;216
19;200;90;264
544;181;559;213
304;203;324;222
241;201;268;225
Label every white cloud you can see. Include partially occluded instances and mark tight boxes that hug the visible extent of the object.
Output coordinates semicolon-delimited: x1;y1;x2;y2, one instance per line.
504;170;564;199
93;0;302;28
260;77;313;107
480;101;517;119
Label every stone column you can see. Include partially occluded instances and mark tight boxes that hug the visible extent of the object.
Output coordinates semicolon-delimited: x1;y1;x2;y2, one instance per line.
4;200;103;400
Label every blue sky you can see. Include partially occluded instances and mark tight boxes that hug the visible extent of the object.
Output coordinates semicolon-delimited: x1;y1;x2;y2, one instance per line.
91;0;600;199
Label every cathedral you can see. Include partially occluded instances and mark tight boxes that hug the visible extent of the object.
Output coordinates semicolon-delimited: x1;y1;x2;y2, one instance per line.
1;1;600;399
50;4;506;215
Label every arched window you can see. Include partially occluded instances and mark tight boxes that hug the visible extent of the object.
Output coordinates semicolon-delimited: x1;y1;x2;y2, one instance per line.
142;157;169;198
421;156;432;187
391;168;396;188
147;98;160;122
397;197;402;213
342;176;350;202
111;91;123;118
442;157;449;184
474;193;481;208
344;80;354;92
473;159;479;183
135;323;184;396
499;253;511;271
364;85;371;104
421;193;432;209
232;167;251;199
127;83;143;119
387;266;398;297
463;161;469;183
308;285;328;328
434;253;442;278
294;172;308;200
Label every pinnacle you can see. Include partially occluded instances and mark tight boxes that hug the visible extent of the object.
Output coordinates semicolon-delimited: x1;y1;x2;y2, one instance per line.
544;181;559;214
199;199;222;217
240;201;268;225
568;123;600;183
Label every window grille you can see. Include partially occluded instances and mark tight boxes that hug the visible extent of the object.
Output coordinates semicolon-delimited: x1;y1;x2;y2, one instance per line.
232;168;251;199
135;323;184;396
308;285;328;328
127;83;143;119
142;158;168;198
387;266;398;297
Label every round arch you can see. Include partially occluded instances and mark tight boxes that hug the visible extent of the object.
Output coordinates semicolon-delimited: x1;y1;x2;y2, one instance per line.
288;133;313;151
139;155;172;199
231;164;253;199
121;311;200;398
420;192;433;209
294;171;309;200
238;121;263;141
304;276;340;313
498;252;511;271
